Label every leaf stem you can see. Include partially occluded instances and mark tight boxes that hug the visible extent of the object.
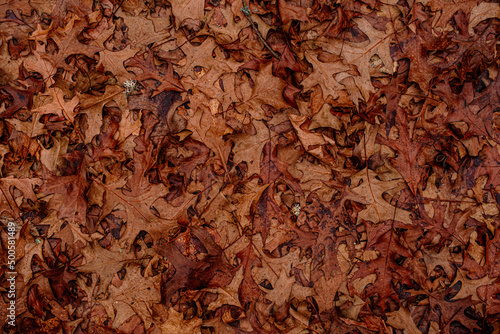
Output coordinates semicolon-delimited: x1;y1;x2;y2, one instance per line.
241;0;281;61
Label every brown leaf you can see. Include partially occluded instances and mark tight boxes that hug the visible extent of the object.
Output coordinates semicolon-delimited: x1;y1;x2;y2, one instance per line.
238;62;291;121
97;47;138;83
77;242;135;297
156;227;234;305
377;108;429;194
0;85;34;118
278;0;309;25
33;87;79;123
316;17;394;99
40;163;88;224
170;0;205;29
236;243;262;306
44;18;103;71
0;176;42;218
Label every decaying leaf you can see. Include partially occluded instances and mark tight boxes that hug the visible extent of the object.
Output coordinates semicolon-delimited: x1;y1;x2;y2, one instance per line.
2;0;500;333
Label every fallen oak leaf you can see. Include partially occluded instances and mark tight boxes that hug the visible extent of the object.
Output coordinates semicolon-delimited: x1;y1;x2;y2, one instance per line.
0;176;42;217
158;307;202;334
377;107;429;195
39;135;68;171
32;87;79;123
117;10;171;50
98;265;161;328
77;242;136;297
429;0;477;29
6;113;46;139
317;17;394;98
236;243;262;306
449;268;496;302
251;236;307;307
89;170;178;245
127;50;184;96
271;42;301;79
427;293;479;331
313;274;348;313
288;112;337;168
251;184;283;246
446;93;497;143
49;0;93;27
175;37;226;80
39;160;88;225
169;0;205;29
203;266;244;312
231;120;270;177
43;18;103;72
86;124;181;244
207;4;250;44
97;46;138;83
151;62;185;97
478;283;500;316
158;137;210;187
300;51;350;101
350;168;412;225
181;98;232;180
41;265;79;307
353;220;413;311
23;44;57;87
237;62;291;121
77;85;128;143
468;2;500;35
259;140;302;195
395;26;442;92
278;0;309;25
185;70;239;112
155;227;234;306
0;85;34;118
385;307;422;334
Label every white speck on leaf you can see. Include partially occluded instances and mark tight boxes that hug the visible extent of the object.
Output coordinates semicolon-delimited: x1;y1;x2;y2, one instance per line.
123;79;137;96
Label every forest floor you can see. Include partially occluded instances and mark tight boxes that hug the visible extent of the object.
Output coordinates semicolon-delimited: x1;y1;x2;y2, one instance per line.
1;0;500;333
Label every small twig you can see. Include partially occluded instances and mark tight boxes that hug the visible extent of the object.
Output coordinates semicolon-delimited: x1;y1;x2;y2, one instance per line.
241;1;281;60
112;0;126;16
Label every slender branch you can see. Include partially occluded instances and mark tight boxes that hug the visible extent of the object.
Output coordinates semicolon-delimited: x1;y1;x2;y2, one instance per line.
112;0;126;16
241;1;281;60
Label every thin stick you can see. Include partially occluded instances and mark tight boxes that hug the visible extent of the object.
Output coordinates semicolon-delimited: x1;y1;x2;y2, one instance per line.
241;1;281;60
112;0;126;16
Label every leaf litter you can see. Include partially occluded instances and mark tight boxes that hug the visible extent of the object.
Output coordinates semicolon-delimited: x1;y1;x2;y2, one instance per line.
0;0;500;333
